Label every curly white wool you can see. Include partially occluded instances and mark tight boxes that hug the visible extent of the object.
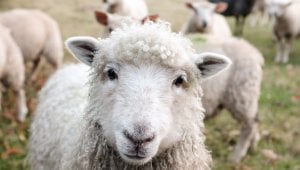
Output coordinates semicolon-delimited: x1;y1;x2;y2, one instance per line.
99;21;195;67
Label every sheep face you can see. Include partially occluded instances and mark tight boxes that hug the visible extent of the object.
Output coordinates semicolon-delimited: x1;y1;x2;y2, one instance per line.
265;0;292;18
66;23;231;165
186;2;227;32
95;11;131;38
101;63;188;165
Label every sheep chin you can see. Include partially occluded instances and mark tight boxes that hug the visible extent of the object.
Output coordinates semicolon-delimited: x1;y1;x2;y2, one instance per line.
115;138;159;165
119;153;153;166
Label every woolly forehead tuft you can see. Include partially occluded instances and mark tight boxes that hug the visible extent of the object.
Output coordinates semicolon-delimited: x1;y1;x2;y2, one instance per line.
98;21;197;67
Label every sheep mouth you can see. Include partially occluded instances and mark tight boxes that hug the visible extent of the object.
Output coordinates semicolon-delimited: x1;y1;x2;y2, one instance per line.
120;151;153;164
123;153;147;160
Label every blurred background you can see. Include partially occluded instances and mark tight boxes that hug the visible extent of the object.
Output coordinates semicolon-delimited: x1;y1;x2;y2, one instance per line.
0;0;299;169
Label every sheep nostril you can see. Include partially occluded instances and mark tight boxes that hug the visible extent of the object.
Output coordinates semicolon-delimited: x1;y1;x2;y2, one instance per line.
144;135;155;143
123;130;135;143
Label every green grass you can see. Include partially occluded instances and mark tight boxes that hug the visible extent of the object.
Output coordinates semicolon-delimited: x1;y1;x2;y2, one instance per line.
0;0;300;169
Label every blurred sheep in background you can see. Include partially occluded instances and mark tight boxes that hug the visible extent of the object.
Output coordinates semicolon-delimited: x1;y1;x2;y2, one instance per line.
266;0;300;63
0;24;27;122
102;0;148;20
94;10;158;38
182;1;232;37
249;0;269;27
0;9;63;80
187;34;264;163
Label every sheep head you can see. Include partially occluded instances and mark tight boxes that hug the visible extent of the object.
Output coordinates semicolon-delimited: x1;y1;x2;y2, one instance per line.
265;0;292;18
186;1;228;32
65;22;231;165
95;11;159;37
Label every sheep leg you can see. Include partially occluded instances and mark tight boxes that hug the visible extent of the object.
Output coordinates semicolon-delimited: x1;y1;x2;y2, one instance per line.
30;57;41;81
229;118;258;164
249;13;258;27
239;17;246;35
250;121;260;150
282;39;292;63
234;16;240;35
226;96;260;163
250;12;266;27
275;39;284;63
14;88;28;122
234;16;245;36
260;11;269;26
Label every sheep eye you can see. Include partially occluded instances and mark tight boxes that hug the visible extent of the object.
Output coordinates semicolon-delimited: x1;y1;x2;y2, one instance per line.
107;68;118;80
173;75;185;87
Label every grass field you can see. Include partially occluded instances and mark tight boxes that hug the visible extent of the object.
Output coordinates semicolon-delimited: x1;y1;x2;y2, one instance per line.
0;0;299;169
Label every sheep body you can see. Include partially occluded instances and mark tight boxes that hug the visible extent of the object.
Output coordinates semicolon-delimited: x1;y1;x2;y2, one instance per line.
0;9;63;77
28;22;233;170
189;34;264;163
0;24;27;121
29;63;89;170
103;0;148;20
266;0;300;63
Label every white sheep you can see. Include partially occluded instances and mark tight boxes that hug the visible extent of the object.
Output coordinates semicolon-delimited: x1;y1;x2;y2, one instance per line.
29;21;232;169
0;24;28;122
102;0;148;20
181;1;232;37
94;10;158;38
249;0;269;27
0;9;63;79
265;0;300;63
189;34;264;163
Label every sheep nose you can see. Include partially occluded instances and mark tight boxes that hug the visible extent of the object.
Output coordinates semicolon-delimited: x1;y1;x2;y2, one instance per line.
123;130;155;146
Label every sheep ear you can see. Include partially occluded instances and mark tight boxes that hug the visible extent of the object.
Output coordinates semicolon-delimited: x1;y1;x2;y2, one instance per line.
215;2;228;13
141;14;159;24
65;36;100;66
186;2;195;10
95;11;109;26
195;52;231;79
